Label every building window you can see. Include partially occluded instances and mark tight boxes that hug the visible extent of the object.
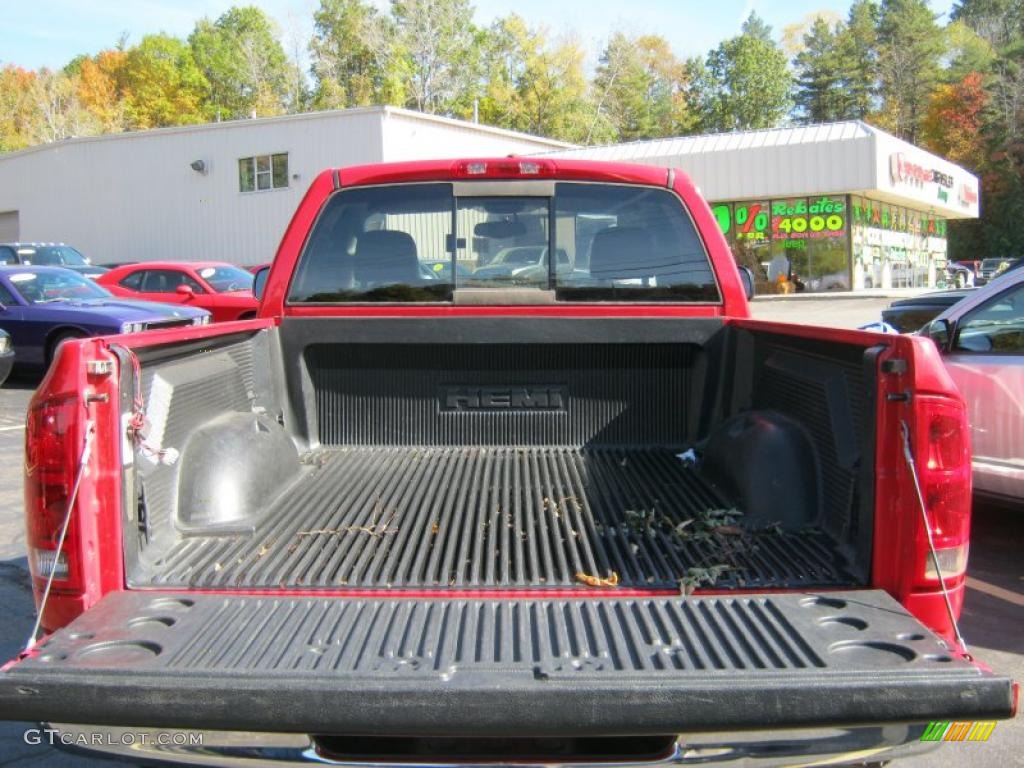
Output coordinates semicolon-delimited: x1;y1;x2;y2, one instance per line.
239;153;288;193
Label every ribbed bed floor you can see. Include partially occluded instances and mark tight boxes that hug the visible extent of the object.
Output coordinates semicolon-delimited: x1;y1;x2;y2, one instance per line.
141;447;855;590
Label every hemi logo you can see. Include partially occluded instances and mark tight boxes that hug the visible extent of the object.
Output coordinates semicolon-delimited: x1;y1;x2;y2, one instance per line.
920;721;997;742
442;386;566;411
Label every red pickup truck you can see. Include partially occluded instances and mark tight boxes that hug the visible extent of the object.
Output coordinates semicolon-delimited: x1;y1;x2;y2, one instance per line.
2;159;1015;766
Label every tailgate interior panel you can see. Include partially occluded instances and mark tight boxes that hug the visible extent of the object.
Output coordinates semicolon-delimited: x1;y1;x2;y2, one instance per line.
1;590;1013;734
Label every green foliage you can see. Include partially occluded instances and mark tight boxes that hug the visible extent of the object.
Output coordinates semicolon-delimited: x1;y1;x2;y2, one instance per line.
189;6;293;119
692;30;792;131
389;0;481;115
310;0;399;108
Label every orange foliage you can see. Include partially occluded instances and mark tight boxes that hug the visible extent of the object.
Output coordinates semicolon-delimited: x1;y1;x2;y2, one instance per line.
78;50;128;131
921;71;988;170
0;65;39;151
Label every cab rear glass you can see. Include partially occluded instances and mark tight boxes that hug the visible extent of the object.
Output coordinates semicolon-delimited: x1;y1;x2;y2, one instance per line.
287;182;720;304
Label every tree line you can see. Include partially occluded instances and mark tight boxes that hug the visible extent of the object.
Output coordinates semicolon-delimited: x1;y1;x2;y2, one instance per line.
0;0;1021;259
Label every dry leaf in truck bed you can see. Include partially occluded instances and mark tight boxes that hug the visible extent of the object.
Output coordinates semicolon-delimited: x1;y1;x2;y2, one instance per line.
575;571;620;587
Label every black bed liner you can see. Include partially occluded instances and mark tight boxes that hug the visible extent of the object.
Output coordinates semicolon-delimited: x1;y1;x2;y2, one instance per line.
1;589;1013;734
136;446;854;590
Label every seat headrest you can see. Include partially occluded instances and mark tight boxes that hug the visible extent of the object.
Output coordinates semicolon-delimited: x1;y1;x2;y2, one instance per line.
588;227;656;281
355;230;420;285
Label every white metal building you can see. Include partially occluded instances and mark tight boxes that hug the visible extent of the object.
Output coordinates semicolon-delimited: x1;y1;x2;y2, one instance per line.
548;122;980;291
0;106;570;266
0;113;979;291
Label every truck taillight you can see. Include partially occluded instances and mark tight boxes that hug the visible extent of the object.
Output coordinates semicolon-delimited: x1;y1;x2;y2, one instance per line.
24;395;82;590
914;396;972;583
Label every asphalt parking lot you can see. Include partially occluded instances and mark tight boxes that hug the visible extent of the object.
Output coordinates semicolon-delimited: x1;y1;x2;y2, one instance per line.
0;295;1018;766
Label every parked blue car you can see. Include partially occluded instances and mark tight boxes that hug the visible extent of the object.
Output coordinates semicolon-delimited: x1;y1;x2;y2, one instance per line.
0;330;13;386
0;266;211;368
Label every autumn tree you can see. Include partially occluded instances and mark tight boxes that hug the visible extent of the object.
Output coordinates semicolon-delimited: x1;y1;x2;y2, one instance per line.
0;66;39;151
479;15;608;143
922;71;989;168
77;50;129;132
593;33;694;141
28;69;97;143
190;6;294;118
310;0;400;108
121;34;208;129
0;67;39;151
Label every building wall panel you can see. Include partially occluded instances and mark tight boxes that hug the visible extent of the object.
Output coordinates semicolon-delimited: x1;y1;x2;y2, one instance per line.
0;108;565;266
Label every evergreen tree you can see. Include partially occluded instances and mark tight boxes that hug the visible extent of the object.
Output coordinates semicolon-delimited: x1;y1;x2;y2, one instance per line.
794;17;847;122
741;12;774;43
875;0;944;141
836;0;880;119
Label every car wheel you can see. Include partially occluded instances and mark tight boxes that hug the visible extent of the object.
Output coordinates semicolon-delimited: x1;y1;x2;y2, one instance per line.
46;330;86;368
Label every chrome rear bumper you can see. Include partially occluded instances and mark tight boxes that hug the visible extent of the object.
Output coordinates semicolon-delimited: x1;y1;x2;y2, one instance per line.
43;723;942;767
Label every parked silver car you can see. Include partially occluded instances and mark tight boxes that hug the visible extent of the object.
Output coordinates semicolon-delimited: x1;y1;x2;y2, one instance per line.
924;269;1024;503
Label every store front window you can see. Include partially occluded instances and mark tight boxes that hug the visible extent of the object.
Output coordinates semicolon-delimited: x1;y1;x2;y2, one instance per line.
713;196;850;293
850;197;947;290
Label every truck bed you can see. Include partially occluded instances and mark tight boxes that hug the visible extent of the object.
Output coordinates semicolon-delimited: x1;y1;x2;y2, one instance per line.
138;446;852;590
123;319;874;593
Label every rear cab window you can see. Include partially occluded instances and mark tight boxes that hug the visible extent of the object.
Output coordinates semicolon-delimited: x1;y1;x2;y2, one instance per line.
287;182;720;304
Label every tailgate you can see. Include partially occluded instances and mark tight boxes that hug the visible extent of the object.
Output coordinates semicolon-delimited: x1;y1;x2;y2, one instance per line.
0;590;1013;734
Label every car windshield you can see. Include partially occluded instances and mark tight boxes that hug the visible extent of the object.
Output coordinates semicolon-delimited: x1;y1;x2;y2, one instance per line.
18;245;90;266
7;270;112;303
981;259;1006;269
288;182;719;303
196;266;254;293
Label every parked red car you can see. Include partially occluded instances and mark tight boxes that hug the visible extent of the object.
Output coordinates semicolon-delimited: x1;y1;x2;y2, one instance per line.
97;261;258;322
